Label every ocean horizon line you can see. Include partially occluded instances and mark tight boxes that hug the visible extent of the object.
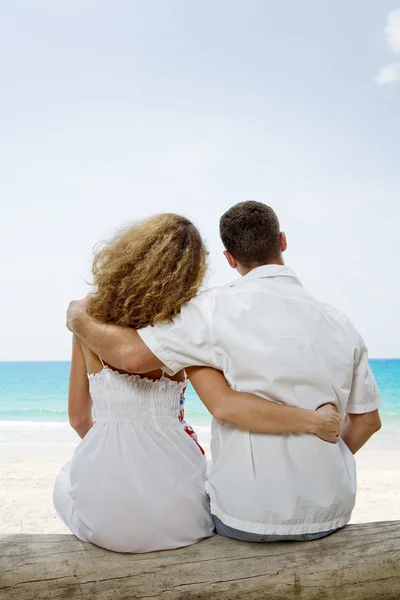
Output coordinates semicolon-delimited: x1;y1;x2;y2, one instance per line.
1;358;400;363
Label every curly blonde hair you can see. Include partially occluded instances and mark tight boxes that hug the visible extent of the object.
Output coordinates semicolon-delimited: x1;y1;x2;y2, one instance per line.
88;214;208;330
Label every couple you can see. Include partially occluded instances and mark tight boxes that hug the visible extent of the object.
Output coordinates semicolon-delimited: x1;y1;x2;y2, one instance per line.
55;201;381;553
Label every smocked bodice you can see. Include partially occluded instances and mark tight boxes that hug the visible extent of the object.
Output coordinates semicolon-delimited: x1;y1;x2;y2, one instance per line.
88;366;186;427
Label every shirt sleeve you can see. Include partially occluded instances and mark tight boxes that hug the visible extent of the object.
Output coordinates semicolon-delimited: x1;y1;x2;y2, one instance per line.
137;290;216;376
346;337;382;414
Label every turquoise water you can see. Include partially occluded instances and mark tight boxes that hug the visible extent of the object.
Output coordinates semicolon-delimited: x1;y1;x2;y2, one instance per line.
0;361;211;427
0;360;399;430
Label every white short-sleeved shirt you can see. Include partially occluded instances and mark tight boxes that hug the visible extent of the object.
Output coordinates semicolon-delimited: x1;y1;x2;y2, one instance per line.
138;265;381;535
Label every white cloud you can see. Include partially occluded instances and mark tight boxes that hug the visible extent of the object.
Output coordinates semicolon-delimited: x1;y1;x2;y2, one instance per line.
385;8;400;53
375;8;400;86
375;63;400;86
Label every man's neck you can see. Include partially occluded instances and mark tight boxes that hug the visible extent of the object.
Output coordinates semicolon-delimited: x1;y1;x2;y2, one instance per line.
238;258;285;277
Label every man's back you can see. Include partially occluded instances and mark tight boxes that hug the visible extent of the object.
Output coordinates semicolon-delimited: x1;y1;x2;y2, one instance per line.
140;264;381;534
206;265;380;533
211;265;361;410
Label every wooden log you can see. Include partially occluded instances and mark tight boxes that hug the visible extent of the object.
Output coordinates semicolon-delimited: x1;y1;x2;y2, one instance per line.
1;521;400;600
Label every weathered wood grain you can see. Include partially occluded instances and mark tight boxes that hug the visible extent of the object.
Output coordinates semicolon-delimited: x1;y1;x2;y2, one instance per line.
1;521;400;600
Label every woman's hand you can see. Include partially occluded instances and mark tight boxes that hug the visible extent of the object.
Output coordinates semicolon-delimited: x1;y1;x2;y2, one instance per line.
313;404;342;443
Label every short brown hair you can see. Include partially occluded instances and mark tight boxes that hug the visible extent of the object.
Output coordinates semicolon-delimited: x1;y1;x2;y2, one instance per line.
88;214;208;329
219;201;281;267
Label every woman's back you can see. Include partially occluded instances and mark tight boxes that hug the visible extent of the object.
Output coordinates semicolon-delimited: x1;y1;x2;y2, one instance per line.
54;214;213;552
89;363;185;424
54;363;214;553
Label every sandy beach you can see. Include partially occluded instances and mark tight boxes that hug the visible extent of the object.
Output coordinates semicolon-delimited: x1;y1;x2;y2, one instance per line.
1;427;399;535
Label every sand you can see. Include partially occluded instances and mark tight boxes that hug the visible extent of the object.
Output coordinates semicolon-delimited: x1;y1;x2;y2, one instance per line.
0;429;399;535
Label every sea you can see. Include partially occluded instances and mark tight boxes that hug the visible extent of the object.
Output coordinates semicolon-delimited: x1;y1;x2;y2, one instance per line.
0;360;399;444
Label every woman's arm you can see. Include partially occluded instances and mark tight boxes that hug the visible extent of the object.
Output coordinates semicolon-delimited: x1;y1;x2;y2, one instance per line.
68;335;93;439
187;367;341;443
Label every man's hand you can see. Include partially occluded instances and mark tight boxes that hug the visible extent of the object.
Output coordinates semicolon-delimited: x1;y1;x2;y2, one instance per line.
313;404;342;443
65;298;163;373
66;298;89;333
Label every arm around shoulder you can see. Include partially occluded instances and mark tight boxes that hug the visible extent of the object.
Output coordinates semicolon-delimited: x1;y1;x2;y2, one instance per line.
66;299;163;373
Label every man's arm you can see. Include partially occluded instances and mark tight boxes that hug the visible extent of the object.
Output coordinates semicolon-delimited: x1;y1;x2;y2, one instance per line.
342;336;382;453
67;299;163;373
340;410;381;454
187;367;342;443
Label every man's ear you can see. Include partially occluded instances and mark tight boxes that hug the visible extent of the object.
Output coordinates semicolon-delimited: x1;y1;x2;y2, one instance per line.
280;232;287;253
223;250;238;269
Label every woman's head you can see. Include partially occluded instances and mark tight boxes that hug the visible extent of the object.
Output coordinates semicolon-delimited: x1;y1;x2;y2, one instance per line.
88;214;207;330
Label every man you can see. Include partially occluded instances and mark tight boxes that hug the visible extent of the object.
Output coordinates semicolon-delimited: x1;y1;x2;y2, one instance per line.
67;201;381;542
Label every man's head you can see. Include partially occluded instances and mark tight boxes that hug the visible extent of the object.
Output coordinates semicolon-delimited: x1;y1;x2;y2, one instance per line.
219;201;287;275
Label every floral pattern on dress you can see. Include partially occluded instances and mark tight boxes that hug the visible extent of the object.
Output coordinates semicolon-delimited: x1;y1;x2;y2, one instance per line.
178;384;205;455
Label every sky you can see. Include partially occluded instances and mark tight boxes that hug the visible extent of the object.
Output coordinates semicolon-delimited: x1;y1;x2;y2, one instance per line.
1;1;399;361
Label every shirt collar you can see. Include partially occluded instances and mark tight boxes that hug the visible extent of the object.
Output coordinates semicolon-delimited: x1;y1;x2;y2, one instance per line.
230;264;301;286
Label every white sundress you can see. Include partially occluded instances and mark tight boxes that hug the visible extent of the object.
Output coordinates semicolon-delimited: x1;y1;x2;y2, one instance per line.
53;366;214;553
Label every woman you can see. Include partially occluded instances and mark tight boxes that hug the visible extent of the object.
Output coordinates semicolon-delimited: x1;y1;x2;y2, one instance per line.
54;214;340;553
